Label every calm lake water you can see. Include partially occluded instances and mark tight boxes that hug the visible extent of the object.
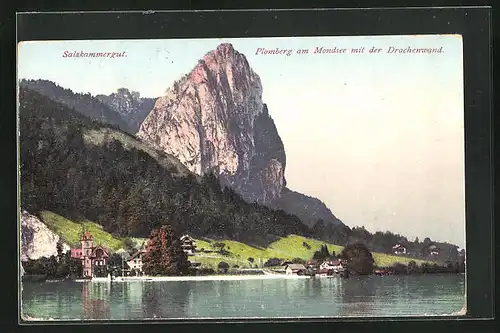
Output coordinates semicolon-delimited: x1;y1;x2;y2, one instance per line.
21;274;465;321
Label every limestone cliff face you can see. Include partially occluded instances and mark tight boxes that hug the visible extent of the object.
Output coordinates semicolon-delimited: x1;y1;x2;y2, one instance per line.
138;43;344;226
138;43;285;204
21;211;70;261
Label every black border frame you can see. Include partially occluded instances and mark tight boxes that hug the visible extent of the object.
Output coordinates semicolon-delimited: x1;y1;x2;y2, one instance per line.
2;6;494;332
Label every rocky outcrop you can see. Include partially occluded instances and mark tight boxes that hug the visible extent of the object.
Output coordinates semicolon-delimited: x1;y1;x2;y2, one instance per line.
96;88;156;133
21;211;70;261
137;43;344;226
18;79;134;134
138;43;285;205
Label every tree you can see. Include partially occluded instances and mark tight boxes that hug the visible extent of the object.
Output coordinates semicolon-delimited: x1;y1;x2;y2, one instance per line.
340;243;374;275
142;224;190;276
392;262;407;275
218;261;229;273
108;253;123;268
263;258;282;267
247;257;254;264
407;260;418;274
213;242;226;254
123;238;136;251
56;240;64;263
312;245;330;260
291;258;306;264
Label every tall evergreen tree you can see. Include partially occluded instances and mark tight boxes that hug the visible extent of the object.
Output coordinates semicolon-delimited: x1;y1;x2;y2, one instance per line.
142;225;189;276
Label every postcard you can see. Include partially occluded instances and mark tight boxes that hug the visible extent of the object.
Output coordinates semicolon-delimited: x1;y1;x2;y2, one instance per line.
17;35;466;321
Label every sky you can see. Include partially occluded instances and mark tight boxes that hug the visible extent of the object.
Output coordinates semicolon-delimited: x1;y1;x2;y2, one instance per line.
17;35;465;248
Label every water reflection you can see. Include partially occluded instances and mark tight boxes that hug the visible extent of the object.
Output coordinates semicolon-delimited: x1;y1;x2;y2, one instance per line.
339;275;376;316
141;281;189;319
82;282;109;320
21;275;465;320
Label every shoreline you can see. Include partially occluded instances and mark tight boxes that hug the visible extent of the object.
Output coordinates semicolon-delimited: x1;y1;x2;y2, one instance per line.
85;274;312;282
30;271;465;283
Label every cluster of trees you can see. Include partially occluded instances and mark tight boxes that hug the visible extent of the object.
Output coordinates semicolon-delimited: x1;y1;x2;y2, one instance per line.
387;260;465;275
19;88;311;248
312;245;337;261
22;241;83;279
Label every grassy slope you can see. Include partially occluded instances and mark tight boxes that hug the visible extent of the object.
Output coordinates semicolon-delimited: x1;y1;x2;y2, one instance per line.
39;211;127;251
190;235;431;269
39;211;430;268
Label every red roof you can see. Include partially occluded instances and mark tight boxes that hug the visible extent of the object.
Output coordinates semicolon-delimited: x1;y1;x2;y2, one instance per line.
81;231;93;241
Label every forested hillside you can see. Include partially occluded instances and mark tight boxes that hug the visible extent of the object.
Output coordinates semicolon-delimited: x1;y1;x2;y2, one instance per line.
19;87;312;246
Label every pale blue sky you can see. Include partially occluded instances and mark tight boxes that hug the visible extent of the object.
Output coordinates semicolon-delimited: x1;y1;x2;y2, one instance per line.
18;35;465;247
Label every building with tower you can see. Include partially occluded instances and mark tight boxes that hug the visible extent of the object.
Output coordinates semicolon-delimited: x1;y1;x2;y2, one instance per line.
70;231;110;278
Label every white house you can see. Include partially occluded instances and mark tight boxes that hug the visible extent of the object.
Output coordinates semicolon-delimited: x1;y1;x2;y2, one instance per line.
180;234;197;255
429;245;439;256
126;249;146;274
319;260;344;273
392;244;407;255
285;264;307;275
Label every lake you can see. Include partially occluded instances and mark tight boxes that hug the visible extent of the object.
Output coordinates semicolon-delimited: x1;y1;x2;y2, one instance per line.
20;274;466;321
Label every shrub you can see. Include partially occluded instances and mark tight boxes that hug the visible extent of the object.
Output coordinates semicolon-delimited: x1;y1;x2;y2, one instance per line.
340;243;375;275
392;262;407;275
218;261;230;273
264;258;282;267
291;258;306;264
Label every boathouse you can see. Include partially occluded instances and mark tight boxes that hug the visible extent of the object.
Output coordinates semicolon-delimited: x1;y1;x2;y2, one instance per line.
285;264;307;275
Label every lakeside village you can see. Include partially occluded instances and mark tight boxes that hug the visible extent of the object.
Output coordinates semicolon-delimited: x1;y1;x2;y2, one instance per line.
21;224;466;282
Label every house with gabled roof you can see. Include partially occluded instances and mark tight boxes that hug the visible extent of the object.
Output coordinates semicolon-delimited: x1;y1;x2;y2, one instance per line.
392;243;408;255
180;234;197;255
285;264;307;275
429;244;439;256
127;249;146;275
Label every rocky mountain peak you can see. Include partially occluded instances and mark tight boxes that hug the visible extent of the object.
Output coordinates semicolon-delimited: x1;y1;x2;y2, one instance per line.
138;43;279;203
138;43;344;226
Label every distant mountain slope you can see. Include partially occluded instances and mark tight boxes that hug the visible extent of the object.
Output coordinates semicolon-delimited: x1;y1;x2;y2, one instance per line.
19;87;312;246
96;88;156;133
19;79;134;134
273;188;344;228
